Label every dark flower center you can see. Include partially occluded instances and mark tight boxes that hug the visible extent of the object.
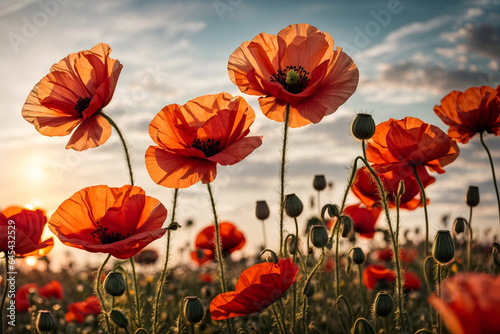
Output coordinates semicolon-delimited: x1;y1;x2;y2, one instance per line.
192;138;221;157
91;222;129;244
270;65;310;94
74;97;92;116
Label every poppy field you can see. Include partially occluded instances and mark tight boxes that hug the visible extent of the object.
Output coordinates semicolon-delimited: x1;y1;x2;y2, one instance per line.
2;22;500;334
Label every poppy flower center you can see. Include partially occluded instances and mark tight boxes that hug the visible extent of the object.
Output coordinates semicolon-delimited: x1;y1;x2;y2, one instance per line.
74;97;92;116
91;222;129;244
192;138;221;157
270;66;310;94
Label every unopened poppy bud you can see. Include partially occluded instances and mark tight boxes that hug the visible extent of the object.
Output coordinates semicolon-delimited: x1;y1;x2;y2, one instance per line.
310;225;329;248
184;296;204;324
260;249;279;264
104;272;126;297
351;247;365;265
286;70;300;85
453;217;467;235
432;230;455;264
466;185;480;207
397;180;405;198
109;308;129;329
166;222;181;230
313;175;327;191
36;310;56;332
285;193;303;218
374;292;393;317
255;200;270;220
340;215;353;238
351;113;376;140
303;281;315;298
287;235;298;255
327;204;340;218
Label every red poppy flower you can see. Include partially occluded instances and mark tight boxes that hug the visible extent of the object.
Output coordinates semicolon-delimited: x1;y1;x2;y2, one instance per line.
65;296;101;324
49;185;168;259
375;248;417;264
39;280;63;300
343;203;382;238
367;117;459;176
352;166;435;210
196;222;246;254
324;256;335;272
403;271;421;291
210;258;299;320
429;273;500;334
191;248;214;266
434;86;500;143
0;206;53;257
22;43;122;151
15;283;38;312
363;265;395;289
228;23;359;128
146;92;262;188
133;249;159;265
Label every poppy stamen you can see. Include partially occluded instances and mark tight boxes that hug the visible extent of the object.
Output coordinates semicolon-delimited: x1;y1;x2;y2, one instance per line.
91;222;129;244
74;97;92;116
192;138;221;157
270;65;310;94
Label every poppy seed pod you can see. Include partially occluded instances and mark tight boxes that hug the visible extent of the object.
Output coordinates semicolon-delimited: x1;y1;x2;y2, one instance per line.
453;217;467;235
351;113;376;140
104;272;127;297
374;292;393;317
327;204;340;218
255;200;270;220
313;175;327;191
310;225;329;248
288;235;298;255
466;186;480;207
340;215;353;238
303;281;315;298
285;193;303;218
351;247;365;265
36;310;56;333
184;296;205;324
109;309;129;329
432;230;455;264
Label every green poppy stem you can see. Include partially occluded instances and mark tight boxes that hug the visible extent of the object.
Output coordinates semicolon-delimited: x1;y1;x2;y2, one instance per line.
467;207;474;272
129;257;143;328
279;104;291;257
206;183;232;334
152;188;178;334
480;132;500;227
96;254;112;333
100;112;134;186
0;254;8;334
412;165;430;256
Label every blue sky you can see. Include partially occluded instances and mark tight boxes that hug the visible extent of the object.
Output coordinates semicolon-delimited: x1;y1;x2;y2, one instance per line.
1;0;499;268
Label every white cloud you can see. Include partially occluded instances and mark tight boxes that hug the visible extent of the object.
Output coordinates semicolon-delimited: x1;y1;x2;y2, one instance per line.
489;60;499;70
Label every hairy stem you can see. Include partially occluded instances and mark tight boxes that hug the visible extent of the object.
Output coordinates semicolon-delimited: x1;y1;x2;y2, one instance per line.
130;257;143;328
279;104;291;257
0;254;8;334
480;132;500;227
96;254;112;332
412;165;429;256
468;207;474;272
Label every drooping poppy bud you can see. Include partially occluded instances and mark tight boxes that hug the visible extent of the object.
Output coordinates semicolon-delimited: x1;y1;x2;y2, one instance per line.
255;200;270;220
310;225;329;248
374;292;393;317
36;310;56;333
313;175;327;191
351;113;376;140
285;193;303;218
466;186;480;207
104;272;126;297
288;235;298;255
453;217;467;235
184;296;205;324
340;215;353;238
432;230;455;264
352;247;366;265
303;281;315;298
109;309;129;329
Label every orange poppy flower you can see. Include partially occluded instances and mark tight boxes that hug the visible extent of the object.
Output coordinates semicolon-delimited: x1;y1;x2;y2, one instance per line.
343;203;382;238
429;273;500;334
228;23;359;128
433;86;500;143
22;43;122;151
367;117;459;176
15;283;38;312
48;185;167;259
0;206;53;257
191;248;214;266
146;92;263;188
363;265;395;290
65;296;101;324
375;248;417;264
352;166;435;210
39;280;64;300
210;258;299;320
